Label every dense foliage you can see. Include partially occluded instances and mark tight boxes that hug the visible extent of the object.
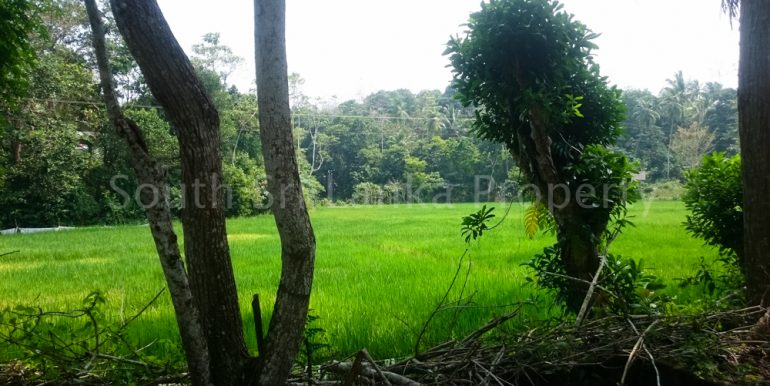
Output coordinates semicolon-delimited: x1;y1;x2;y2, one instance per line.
445;0;640;309
446;0;624;154
0;0;740;229
683;152;743;265
619;75;739;181
0;2;273;228
0;0;40;108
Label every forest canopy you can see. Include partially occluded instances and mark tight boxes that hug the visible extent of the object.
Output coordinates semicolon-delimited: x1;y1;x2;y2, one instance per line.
0;0;738;228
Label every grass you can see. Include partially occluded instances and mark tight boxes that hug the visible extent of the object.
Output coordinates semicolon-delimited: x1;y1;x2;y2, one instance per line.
0;201;719;361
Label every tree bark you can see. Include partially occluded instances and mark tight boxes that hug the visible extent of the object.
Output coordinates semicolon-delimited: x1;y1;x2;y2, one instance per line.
83;1;210;384
514;107;602;312
253;0;317;384
738;0;770;306
12;141;21;163
108;0;250;383
556;205;605;311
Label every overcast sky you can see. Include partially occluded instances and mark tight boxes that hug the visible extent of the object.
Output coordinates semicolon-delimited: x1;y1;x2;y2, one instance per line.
156;0;739;102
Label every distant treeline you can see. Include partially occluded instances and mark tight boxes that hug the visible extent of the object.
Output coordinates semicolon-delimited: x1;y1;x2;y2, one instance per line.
0;1;738;228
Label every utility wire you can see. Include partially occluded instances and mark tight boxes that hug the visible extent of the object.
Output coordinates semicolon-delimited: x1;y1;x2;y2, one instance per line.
21;97;476;123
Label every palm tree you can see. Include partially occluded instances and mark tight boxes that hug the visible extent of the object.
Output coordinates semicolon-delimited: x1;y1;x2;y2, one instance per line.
721;0;739;20
631;98;661;158
660;71;690;178
439;105;462;137
633;98;660;128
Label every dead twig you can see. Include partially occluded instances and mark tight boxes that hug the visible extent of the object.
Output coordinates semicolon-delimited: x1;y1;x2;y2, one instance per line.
361;349;392;386
620;319;659;386
575;254;607;329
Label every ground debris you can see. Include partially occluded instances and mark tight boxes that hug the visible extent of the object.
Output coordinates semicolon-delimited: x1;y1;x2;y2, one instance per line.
4;307;769;385
289;306;770;386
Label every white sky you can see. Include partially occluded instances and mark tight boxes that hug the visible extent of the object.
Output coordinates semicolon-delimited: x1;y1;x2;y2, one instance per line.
156;0;739;102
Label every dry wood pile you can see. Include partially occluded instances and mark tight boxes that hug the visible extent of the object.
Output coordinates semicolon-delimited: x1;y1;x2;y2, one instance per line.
288;307;770;386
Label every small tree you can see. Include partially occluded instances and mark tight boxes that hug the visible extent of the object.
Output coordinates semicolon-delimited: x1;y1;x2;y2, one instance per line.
446;0;637;310
683;153;743;268
671;122;715;171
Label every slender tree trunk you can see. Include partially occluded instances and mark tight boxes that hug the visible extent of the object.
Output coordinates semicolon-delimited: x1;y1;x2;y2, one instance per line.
109;1;249;383
83;2;210;384
254;0;317;383
738;0;770;306
12;141;21;163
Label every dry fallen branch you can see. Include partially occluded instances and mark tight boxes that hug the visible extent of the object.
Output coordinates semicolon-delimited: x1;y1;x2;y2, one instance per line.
620;319;659;386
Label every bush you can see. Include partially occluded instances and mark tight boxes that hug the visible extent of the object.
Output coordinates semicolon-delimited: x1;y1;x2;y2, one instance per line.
524;245;666;315
0;292;182;383
640;180;686;200
682;153;743;266
383;181;406;204
352;182;384;204
222;155;268;217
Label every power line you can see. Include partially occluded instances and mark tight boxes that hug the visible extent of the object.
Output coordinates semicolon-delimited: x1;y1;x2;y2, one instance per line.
24;97;160;110
21;97;476;123
293;113;474;122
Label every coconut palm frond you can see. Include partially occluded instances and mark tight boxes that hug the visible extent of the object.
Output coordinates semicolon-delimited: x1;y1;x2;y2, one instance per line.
722;0;739;21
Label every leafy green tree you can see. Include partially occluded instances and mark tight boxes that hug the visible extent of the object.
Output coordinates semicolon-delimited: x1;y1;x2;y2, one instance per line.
191;32;243;87
416;136;483;200
352;182;384;204
0;116;99;227
0;4;104;227
403;155;444;201
446;0;637;309
618;89;667;179
660;71;691;179
702;83;739;154
683;153;743;267
1;0;42;173
0;0;40;114
222;154;267;217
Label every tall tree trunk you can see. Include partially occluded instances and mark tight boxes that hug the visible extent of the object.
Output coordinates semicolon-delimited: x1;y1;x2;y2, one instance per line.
738;0;770;306
109;1;250;383
556;205;603;311
83;1;210;384
254;0;317;384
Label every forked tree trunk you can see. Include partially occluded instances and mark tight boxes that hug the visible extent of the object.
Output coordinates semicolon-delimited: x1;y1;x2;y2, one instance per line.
109;1;250;383
738;0;770;307
253;0;317;383
83;1;210;384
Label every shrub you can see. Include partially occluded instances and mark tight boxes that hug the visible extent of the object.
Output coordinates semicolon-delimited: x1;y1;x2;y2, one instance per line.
640;180;686;200
222;159;267;217
524;245;666;315
682;153;743;266
352;182;384;204
383;181;406;204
